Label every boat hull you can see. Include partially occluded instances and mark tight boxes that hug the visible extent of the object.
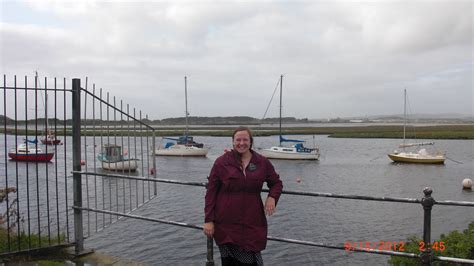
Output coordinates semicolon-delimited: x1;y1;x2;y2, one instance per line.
8;152;54;162
101;159;139;171
259;148;320;160
388;153;445;164
155;145;209;157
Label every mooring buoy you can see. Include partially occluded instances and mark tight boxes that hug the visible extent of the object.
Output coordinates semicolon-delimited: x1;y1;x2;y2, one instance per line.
462;178;472;190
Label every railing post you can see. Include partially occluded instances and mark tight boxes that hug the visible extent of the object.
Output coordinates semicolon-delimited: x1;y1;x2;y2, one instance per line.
152;129;157;195
72;78;84;254
421;187;434;266
206;236;214;266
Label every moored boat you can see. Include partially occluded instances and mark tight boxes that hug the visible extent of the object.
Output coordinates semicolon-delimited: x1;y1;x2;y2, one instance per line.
155;76;209;157
388;150;445;164
8;143;54;162
387;89;445;164
259;143;320;160
41;130;62;145
155;136;209;157
259;75;320;160
98;144;139;171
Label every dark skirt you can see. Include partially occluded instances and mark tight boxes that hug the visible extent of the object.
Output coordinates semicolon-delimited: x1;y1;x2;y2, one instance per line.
218;244;264;266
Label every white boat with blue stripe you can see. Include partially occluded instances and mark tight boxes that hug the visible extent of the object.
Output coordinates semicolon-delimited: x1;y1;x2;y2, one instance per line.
259;75;320;160
260;136;320;160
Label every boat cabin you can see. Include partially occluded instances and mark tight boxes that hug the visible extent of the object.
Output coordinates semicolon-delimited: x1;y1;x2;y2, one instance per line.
101;144;123;162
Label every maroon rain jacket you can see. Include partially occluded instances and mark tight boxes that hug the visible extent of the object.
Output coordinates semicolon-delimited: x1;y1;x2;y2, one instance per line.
204;149;283;252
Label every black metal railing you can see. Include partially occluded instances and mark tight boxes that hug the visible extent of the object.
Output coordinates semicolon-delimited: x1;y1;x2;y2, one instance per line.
73;171;474;265
0;76;157;259
1;75;72;256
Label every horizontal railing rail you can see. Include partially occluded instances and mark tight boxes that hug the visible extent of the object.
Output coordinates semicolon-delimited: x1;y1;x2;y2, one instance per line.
73;171;474;265
75;171;474;207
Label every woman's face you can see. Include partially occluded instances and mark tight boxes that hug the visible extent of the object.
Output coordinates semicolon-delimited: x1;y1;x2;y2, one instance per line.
233;130;251;154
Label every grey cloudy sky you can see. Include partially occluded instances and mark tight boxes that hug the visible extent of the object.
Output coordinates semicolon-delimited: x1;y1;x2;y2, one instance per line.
1;0;472;120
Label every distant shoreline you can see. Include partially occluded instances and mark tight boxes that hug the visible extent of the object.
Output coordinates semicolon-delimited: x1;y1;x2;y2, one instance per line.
1;124;472;139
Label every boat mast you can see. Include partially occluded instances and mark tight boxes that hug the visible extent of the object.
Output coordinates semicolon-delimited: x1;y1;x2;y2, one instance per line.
279;74;283;146
403;89;406;146
37;71;49;135
184;76;189;138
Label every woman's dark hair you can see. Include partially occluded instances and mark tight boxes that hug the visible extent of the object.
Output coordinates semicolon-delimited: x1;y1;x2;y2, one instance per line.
232;126;253;149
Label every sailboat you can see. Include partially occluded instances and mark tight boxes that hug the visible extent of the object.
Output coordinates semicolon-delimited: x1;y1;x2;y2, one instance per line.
8;140;54;162
387;89;445;164
37;72;62;145
259;75;320;160
155;76;209;157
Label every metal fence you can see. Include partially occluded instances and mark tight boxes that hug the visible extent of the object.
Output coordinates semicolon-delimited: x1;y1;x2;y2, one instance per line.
1;76;473;265
0;75;157;257
1;75;73;256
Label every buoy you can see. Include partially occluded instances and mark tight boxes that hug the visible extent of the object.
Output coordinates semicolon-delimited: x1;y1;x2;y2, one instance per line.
296;178;301;183
462;178;472;190
149;168;156;175
80;160;86;166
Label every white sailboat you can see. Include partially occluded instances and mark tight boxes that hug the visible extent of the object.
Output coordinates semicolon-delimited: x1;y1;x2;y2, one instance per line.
387;89;445;164
259;75;320;160
155;76;209;157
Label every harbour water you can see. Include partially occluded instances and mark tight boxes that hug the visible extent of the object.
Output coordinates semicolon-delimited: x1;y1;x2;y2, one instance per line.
1;134;473;265
86;135;473;265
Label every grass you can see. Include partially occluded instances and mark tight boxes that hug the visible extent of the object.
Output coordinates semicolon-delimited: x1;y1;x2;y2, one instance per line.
0;228;69;262
1;124;473;139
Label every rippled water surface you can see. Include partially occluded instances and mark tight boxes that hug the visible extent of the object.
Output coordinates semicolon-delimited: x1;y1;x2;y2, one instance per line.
2;135;473;265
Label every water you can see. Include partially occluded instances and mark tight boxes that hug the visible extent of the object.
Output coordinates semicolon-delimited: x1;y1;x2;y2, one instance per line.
1;135;473;265
86;135;473;265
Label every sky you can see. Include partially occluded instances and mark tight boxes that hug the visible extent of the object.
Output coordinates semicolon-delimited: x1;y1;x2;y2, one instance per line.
0;0;472;120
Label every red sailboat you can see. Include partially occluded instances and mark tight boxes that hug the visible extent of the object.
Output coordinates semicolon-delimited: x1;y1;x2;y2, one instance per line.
8;142;54;162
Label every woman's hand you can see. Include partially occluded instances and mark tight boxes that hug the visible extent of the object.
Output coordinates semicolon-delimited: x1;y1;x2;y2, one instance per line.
203;222;214;237
265;196;276;216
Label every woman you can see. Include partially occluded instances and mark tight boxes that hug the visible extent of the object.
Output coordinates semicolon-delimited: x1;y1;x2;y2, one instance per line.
204;127;283;265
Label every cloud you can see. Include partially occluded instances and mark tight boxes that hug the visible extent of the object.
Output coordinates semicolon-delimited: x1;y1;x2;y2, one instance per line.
1;0;472;119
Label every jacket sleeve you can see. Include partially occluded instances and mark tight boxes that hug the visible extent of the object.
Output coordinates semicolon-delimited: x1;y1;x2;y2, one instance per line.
204;160;221;223
265;159;283;205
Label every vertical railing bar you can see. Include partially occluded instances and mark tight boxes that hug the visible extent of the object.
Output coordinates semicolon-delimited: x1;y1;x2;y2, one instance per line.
114;96;119;219
107;92;112;224
63;77;70;242
152;123;156;196
127;104;132;212
92;84;98;233
44;77;51;245
34;74;42;247
135;108;139;209
3;75;11;252
113;96;117;145
83;77;90;237
146;114;150;200
140;110;144;206
100;88;105;229
25;75;31;249
72;78;84;254
206;236;214;266
14;75;21;249
54;77;60;244
120;100;125;214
